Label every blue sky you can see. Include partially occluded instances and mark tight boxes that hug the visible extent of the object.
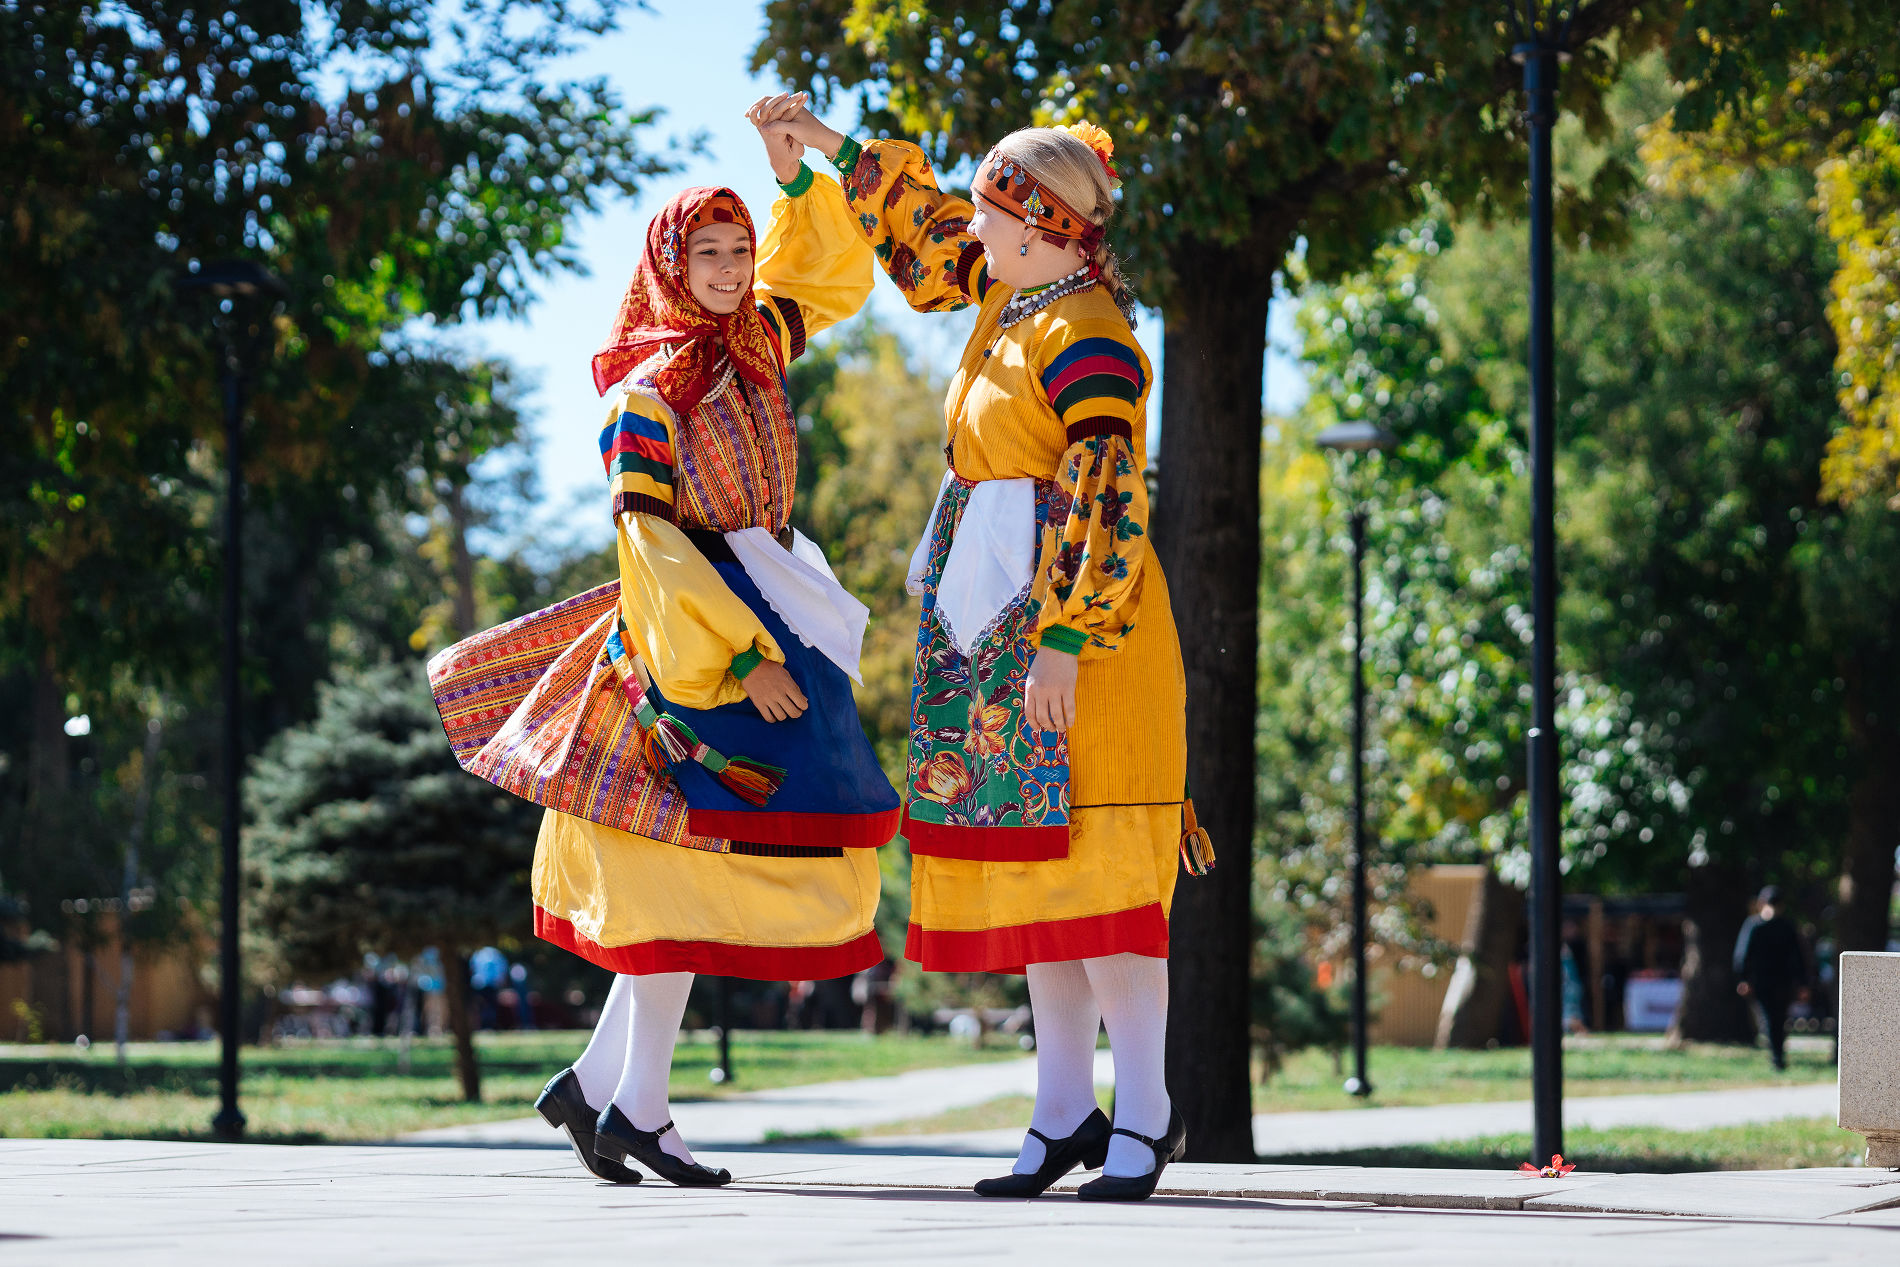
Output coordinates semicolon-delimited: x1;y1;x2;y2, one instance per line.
454;0;1308;543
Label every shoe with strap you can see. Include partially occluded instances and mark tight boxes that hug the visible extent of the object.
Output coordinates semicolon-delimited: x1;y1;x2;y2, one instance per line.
972;1108;1112;1198
533;1068;641;1185
1074;1106;1186;1203
593;1104;732;1187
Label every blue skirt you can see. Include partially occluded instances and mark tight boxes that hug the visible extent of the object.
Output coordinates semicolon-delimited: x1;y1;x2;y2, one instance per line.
644;539;901;849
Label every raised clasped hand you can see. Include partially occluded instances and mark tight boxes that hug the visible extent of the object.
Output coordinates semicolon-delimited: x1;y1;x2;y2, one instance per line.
745;91;810;184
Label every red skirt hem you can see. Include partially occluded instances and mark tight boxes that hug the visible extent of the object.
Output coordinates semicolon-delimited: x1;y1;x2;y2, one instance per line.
688;806;901;849
903;903;1169;974
535;909;885;980
902;812;1070;861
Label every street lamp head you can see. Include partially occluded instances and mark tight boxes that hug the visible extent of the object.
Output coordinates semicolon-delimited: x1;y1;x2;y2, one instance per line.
1315;421;1397;454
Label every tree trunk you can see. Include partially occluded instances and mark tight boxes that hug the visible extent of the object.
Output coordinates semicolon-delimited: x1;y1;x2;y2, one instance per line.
1668;858;1754;1044
442;950;482;1103
443;476;479;639
1435;868;1526;1049
1836;664;1899;957
28;644;68;805
1155;233;1281;1163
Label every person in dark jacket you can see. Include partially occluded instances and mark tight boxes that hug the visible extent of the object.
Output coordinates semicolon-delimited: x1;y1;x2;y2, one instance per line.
1733;886;1809;1070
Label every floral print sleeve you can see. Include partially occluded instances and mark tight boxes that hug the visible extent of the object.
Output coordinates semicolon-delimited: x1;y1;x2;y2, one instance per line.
1032;317;1151;658
831;137;992;312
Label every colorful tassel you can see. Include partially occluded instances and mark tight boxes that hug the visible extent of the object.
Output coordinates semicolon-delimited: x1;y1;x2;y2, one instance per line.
633;694;784;807
710;754;787;807
1180;796;1216;877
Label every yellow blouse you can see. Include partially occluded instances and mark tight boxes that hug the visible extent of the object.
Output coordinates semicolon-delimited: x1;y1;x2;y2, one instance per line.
606;168;874;710
834;138;1154;659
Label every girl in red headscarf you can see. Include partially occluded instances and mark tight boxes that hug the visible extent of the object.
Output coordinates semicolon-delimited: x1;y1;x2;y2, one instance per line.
430;105;891;1188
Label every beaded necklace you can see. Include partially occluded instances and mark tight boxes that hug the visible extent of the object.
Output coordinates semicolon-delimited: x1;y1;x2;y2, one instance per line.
997;265;1096;330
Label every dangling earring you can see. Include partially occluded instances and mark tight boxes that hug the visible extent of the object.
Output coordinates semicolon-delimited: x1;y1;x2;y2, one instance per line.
1019;242;1029;256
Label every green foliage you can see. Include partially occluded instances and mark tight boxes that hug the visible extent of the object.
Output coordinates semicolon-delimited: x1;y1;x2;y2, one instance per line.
1817;122;1900;503
1250;899;1347;1079
1270;65;1900;966
244;663;540;981
755;1;1789;299
0;2;673;977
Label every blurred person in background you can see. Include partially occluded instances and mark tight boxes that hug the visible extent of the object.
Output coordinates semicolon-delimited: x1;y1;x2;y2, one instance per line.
1734;886;1810;1070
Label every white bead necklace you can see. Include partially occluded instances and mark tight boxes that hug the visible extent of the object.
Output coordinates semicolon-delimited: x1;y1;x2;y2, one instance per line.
997;265;1096;329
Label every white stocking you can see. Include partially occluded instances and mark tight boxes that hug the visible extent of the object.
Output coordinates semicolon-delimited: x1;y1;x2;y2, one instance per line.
571;974;633;1108
1084;953;1170;1178
608;971;696;1163
1014;959;1102;1174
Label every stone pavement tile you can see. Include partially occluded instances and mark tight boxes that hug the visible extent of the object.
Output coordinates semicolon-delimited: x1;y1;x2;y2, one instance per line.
1289;1166;1611;1211
1525;1169;1900;1220
8;1141;1900;1265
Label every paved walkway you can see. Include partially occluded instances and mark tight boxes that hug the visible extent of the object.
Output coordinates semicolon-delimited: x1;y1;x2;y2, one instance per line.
7;1139;1900;1265
409;1053;1838;1159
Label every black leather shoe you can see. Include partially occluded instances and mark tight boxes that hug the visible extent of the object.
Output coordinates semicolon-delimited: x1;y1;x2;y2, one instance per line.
1075;1107;1187;1202
972;1108;1111;1198
534;1069;640;1185
594;1104;732;1187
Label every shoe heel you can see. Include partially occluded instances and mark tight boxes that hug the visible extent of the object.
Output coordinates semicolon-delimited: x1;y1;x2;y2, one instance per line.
534;1096;563;1129
593;1135;629;1166
1084;1141;1109;1171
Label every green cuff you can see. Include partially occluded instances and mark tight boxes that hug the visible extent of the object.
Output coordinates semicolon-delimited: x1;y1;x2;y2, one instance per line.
730;646;766;680
831;136;863;180
778;162;814;197
1038;626;1088;656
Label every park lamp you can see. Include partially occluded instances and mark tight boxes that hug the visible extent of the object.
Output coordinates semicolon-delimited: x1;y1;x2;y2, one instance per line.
1315;421;1398;454
177;257;287;1142
1315;419;1394;1100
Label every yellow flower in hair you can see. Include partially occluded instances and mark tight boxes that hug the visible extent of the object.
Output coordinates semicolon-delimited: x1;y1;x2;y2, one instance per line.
1061;120;1114;160
1059;120;1120;189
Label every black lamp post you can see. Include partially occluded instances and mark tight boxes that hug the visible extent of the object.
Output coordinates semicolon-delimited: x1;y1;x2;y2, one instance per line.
178;259;286;1142
1510;1;1572;1166
1316;420;1396;1099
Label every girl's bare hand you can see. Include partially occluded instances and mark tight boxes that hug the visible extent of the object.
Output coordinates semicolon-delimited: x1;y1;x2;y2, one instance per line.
739;659;808;722
1024;647;1078;734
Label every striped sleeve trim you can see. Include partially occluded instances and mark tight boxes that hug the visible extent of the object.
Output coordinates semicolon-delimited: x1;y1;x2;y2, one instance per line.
612;491;674;521
600;402;673;470
955;240;989;302
601;396;675;512
757;300;788;366
1065;415;1134;445
1041;336;1144;420
770;294;807;362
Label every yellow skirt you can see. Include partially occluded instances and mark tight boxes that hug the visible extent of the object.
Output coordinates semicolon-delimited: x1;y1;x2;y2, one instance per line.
906;803;1182;972
532;809;884;979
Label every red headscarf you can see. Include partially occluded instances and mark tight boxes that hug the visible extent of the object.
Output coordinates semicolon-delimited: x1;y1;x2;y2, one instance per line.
590;187;782;415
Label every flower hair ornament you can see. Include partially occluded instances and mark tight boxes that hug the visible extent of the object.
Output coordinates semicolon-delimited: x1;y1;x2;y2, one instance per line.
1058;120;1121;190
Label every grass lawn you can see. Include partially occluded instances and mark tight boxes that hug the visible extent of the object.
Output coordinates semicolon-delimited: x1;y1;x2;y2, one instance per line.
0;1029;1022;1145
1257;1117;1866;1173
1251;1036;1832;1112
856;1035;1842;1167
862;1104;1863;1173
